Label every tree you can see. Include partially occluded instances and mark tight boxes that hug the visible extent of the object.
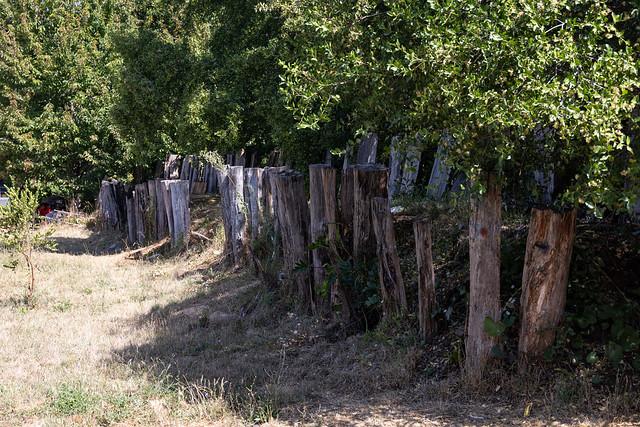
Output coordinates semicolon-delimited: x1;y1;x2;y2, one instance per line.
0;187;56;306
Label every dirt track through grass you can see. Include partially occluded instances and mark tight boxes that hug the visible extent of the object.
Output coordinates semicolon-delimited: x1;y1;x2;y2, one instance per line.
0;223;636;426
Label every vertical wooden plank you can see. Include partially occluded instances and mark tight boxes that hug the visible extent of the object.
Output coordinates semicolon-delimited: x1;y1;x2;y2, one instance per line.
244;168;264;241
371;197;407;318
154;179;168;239
274;170;311;310
414;219;436;341
161;180;174;240
125;186;137;245
164;154;182;179
352;164;388;261
356;133;378;164
466;175;502;383
134;183;148;244
168;180;190;248
309;164;337;313
147;180;157;241
339;165;356;247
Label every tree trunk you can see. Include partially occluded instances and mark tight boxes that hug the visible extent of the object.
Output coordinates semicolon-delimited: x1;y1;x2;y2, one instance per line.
273;170;311;310
465;174;502;383
309;164;337;314
518;208;577;366
371;197;407;318
414;219;436;342
352;165;388;261
244;168;264;241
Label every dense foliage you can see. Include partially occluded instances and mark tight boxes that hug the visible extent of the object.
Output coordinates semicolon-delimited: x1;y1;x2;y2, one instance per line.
0;0;638;211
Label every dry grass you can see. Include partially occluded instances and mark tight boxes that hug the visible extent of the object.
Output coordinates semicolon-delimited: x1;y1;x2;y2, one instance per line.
0;202;637;426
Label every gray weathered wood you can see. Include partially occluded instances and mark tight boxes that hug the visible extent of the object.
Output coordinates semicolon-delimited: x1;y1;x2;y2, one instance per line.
371;197;407;318
427;144;451;200
221;166;248;265
134;183;149;244
466;174;502;383
356;133;378;164
161;180;175;240
353;164;388;261
168;180;190;248
389;137;421;198
414;219;436;342
244;168;264;241
339;165;356;246
519;208;576;366
98;181;121;231
147;180;158;241
125;186;137;245
154;179;168;239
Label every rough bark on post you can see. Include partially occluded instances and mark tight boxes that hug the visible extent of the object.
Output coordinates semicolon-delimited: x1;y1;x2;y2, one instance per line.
167;180;191;248
371;197;407;318
309;164;338;313
273;170;311;310
161;180;175;240
518;208;577;366
339;165;356;246
217;168;233;256
414;219;436;342
244;168;264;241
147;180;157;241
134;183;149;244
98;181;121;231
154;179;169;239
263;166;288;233
466;175;502;383
353;164;388;261
224;166;248;265
125;186;137;245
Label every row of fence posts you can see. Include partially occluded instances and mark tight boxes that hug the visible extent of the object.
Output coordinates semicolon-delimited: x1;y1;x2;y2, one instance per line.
97;154;225;248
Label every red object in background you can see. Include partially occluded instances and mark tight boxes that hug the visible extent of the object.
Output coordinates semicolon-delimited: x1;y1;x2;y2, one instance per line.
38;204;52;217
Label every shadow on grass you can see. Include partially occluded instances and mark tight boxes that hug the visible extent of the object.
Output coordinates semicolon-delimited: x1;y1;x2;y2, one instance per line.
52;229;126;256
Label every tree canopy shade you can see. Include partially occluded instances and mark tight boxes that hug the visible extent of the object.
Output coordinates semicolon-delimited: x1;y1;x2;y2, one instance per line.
0;0;129;202
276;0;639;210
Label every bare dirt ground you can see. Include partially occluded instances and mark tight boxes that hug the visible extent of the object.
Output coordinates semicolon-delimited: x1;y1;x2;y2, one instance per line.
0;221;637;426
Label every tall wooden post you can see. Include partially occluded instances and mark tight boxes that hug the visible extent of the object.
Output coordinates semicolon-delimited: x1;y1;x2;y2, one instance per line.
466;175;502;383
518;208;577;366
273;170;311;310
217;168;233;256
147;180;158;241
98;181;121;231
309;164;337;313
154;179;168;239
168;180;190;248
125;186;137;245
134;183;149;244
339;165;356;247
414;219;436;342
352;165;388;261
244;168;264;241
220;166;248;266
371;197;407;318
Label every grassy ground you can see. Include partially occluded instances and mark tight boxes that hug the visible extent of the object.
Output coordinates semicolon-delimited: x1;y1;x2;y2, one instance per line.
0;199;638;426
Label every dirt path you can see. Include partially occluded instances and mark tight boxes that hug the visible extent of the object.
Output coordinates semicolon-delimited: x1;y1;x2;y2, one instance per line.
0;224;633;426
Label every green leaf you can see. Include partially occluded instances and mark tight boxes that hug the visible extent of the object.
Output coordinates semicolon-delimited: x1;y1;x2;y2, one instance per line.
483;316;506;337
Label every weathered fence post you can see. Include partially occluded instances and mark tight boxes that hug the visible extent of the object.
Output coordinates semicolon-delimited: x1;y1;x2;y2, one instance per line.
273;170;311;310
518;208;577;366
414;219;436;341
389;137;421;199
161;180;190;248
154;179;169;239
147;180;158;241
217;168;233;256
244;168;264;241
219;166;248;266
356;133;378;164
352;164;388;261
466;174;502;383
98;181;121;231
263;166;288;234
125;186;137;245
133;184;149;244
309;164;338;313
339;165;356;246
371;197;407;318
